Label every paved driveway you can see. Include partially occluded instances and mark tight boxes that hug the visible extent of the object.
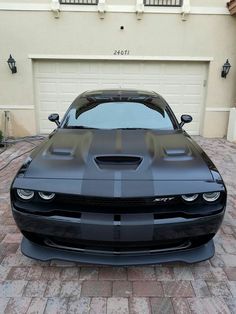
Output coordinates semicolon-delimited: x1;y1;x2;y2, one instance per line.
0;137;236;314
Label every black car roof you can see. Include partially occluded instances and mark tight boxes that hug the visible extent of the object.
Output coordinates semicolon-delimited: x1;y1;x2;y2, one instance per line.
70;89;167;109
81;89;158;98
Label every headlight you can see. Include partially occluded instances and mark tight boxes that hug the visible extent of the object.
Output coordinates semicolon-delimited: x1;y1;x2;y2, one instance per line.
38;191;55;201
17;189;34;200
203;192;221;202
181;194;199;202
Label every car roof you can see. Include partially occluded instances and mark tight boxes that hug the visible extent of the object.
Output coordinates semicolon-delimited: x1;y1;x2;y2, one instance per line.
61;89;177;127
81;89;158;98
70;89;166;109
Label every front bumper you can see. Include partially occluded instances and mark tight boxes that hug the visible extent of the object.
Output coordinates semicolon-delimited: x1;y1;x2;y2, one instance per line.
22;237;215;266
12;206;225;265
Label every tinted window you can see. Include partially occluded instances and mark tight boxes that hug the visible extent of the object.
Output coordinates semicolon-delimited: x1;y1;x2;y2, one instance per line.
63;102;174;130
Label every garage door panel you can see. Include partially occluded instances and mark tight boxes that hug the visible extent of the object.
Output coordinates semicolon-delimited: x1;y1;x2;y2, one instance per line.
101;63;122;74
39;82;57;93
180;104;202;113
182;95;202;104
77;79;100;85
58;62;80;74
78;83;99;91
59;94;78;103
121;84;142;90
122;63;142;74
38;93;59;102
34;60;207;135
184;84;202;95
35;61;57;75
141;64;162;74
162;95;183;104
139;79;162;86
161;85;183;94
143;87;162;93
161;75;185;82
170;104;183;112
88;62;100;73
39;101;58;112
182;76;204;84
58;82;78;93
99;83;122;89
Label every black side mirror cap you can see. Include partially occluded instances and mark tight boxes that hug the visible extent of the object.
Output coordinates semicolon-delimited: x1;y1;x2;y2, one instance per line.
48;113;60;127
180;114;192;127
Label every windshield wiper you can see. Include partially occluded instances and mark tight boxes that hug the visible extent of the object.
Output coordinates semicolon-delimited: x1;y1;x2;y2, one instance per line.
116;128;149;130
64;126;96;129
64;126;151;130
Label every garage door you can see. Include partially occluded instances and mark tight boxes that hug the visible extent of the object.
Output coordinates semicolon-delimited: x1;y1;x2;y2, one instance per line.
34;60;207;134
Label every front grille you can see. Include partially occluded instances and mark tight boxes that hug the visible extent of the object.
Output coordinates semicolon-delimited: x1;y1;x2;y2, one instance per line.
57;195;178;209
44;237;191;255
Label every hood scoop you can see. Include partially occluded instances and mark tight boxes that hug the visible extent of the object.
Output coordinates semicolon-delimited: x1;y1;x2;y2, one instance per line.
43;144;75;160
163;147;193;161
95;155;142;170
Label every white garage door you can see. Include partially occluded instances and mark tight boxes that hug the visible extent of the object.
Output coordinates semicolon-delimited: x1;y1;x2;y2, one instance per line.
34;60;207;134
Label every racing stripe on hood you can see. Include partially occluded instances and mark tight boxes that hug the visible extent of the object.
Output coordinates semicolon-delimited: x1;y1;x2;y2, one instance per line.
81;130;116;197
119;130;155;197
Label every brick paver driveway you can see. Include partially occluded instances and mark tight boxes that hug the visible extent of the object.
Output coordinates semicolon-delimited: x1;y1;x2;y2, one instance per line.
0;137;236;313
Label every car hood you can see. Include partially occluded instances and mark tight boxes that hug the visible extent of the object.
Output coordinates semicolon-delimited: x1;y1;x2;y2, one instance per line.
24;129;213;183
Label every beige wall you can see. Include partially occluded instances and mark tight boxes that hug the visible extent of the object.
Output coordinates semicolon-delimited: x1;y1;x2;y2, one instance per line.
0;0;229;5
191;0;228;7
0;110;36;137
0;0;49;3
106;0;136;5
0;0;236;137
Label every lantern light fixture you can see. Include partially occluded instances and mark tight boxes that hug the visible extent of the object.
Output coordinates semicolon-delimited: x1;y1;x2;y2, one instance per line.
7;54;17;74
221;59;231;78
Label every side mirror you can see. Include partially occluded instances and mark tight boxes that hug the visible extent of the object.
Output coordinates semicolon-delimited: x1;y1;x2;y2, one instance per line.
48;113;60;127
180;114;192;128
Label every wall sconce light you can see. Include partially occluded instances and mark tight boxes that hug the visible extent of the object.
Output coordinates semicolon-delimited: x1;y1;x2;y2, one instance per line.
7;54;17;74
221;59;231;78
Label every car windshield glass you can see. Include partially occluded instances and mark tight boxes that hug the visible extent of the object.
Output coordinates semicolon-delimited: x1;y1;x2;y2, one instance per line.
63;101;174;130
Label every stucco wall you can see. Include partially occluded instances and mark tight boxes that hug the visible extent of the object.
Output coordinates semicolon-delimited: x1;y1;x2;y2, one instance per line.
0;0;49;3
0;0;229;5
191;0;228;7
0;1;236;137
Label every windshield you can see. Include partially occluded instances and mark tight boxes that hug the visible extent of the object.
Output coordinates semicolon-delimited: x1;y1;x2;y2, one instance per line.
62;102;174;130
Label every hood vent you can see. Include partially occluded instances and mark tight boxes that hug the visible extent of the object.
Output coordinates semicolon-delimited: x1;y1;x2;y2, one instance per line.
43;144;75;160
163;147;193;161
95;155;142;170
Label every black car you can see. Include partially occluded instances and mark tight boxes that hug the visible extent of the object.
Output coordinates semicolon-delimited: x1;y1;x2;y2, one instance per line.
11;89;226;265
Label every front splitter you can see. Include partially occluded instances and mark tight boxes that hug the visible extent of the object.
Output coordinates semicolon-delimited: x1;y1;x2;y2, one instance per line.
21;237;215;266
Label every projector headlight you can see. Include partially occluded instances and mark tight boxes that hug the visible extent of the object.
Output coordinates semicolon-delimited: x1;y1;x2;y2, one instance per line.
203;192;221;202
17;189;34;200
181;194;199;202
38;191;55;201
